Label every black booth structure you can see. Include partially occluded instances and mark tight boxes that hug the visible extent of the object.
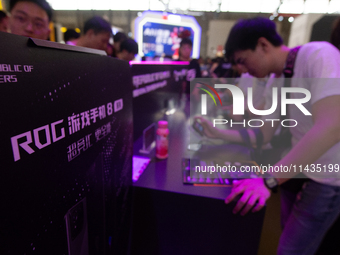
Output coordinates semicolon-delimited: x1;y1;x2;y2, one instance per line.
1;33;133;255
129;63;266;254
1;32;266;255
130;61;189;141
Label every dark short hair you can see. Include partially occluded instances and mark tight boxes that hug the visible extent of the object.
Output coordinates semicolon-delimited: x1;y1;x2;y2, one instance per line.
84;16;112;35
120;38;138;54
113;31;127;43
180;38;193;48
10;0;53;21
225;17;283;62
0;10;7;21
64;28;80;42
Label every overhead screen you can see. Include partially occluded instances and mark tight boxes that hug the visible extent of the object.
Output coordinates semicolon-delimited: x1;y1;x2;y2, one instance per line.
133;11;201;59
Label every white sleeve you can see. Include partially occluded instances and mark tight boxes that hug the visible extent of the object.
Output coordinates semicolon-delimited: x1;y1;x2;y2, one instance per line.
295;42;340;104
296;42;340;78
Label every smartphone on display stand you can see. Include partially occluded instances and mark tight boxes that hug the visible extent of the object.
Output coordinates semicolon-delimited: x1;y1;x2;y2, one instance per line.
188;119;204;151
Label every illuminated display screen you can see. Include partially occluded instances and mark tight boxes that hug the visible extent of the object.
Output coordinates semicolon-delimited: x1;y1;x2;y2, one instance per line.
134;11;201;59
142;22;194;58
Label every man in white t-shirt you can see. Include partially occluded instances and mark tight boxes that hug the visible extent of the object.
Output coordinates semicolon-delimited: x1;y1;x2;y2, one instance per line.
196;17;340;254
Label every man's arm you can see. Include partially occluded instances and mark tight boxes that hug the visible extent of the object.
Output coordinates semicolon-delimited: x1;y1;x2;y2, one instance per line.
225;95;340;215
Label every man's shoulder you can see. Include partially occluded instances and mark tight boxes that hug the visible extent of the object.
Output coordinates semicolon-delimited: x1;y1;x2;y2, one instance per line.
297;41;340;69
295;41;340;78
299;41;339;57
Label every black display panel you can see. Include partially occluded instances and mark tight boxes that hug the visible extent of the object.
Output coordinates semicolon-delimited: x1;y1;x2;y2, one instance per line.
131;62;188;140
0;32;133;254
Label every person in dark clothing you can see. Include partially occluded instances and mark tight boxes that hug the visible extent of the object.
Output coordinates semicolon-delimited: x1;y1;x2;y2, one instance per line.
116;38;138;61
178;38;201;94
112;31;127;57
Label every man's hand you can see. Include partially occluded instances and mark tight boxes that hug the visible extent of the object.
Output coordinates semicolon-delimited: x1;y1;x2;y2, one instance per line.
225;178;271;216
194;116;221;139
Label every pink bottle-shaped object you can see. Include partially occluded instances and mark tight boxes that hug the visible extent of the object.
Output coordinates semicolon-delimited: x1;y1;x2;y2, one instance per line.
156;121;169;159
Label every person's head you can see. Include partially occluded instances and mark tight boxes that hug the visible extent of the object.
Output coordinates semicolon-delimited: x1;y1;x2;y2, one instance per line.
0;10;9;32
81;16;112;51
64;28;80;42
113;31;127;51
225;17;284;78
117;38;138;61
179;38;193;61
106;43;114;56
9;0;52;40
